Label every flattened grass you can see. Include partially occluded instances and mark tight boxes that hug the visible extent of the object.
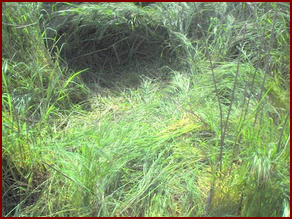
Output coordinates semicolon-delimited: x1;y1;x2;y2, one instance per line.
2;2;290;217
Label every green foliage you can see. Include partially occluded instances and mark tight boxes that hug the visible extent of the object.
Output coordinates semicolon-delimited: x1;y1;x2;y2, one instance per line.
2;2;290;217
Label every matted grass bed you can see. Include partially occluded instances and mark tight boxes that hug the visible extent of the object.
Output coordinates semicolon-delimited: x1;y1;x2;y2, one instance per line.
2;2;290;217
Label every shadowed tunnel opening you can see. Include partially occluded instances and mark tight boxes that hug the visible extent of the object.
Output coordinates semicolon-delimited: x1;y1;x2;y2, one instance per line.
44;3;179;89
60;25;173;87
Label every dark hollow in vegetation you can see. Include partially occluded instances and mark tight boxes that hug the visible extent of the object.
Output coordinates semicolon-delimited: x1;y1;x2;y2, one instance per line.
44;3;176;88
57;25;171;86
134;2;156;8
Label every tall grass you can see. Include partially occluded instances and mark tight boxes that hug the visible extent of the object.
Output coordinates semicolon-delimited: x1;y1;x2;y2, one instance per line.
2;2;290;217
